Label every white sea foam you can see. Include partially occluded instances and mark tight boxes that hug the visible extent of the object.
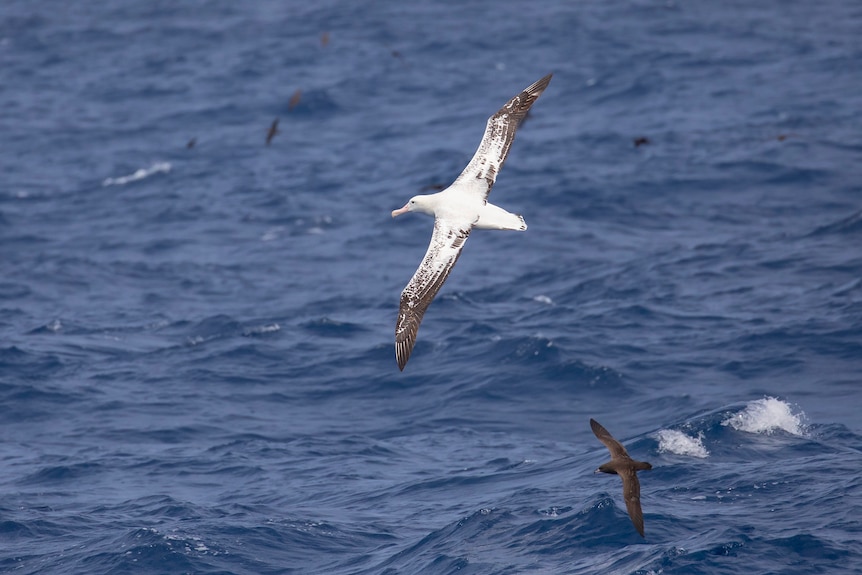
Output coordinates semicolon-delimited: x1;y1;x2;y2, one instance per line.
533;295;554;305
165;532;213;554
261;227;284;241
721;397;806;436
102;162;171;186
243;323;281;336
655;429;709;458
539;507;563;517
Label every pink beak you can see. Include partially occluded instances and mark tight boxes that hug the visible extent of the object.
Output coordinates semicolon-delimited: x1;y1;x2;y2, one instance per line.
391;203;410;218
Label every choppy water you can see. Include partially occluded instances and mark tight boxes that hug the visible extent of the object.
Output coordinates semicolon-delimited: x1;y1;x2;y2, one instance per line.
2;1;862;574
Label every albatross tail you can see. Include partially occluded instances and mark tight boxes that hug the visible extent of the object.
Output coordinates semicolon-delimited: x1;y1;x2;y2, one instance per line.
474;202;527;231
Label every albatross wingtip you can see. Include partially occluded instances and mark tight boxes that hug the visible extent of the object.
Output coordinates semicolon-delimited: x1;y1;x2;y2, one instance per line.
527;73;553;94
396;340;411;371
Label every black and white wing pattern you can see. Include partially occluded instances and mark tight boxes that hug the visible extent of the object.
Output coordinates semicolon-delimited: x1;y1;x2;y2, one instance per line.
395;219;471;371
453;73;552;200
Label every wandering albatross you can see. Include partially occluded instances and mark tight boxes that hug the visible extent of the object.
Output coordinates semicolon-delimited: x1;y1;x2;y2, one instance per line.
390;73;552;371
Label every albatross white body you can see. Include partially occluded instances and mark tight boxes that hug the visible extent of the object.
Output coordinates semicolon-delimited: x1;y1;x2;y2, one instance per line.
391;73;552;371
393;190;527;231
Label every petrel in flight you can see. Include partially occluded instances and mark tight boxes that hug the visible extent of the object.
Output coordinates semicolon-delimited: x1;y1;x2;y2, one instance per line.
266;118;280;146
590;418;653;537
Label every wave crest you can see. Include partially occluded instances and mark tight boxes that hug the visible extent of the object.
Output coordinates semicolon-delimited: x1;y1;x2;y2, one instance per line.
655;429;710;458
721;397;806;436
102;162;171;186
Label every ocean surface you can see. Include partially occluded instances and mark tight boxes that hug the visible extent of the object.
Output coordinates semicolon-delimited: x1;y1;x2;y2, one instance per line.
2;1;862;573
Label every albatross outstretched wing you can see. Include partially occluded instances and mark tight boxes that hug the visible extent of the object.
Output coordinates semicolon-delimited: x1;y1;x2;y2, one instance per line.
395;219;470;371
453;73;552;201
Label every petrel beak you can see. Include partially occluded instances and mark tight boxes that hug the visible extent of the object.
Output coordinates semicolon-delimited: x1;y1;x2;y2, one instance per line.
391;203;410;218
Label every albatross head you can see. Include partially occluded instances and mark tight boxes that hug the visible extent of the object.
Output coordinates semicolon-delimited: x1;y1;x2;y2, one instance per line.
391;195;434;218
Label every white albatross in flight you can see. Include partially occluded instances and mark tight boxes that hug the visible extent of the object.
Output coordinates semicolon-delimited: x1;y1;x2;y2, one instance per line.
391;73;552;371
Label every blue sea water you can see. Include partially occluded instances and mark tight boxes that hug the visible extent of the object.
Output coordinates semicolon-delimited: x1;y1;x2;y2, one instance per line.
2;0;862;573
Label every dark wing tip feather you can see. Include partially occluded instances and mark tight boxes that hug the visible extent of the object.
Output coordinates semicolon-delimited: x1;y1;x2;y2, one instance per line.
632;511;645;537
499;73;553;123
621;470;646;537
524;73;553;97
396;339;411;371
590;418;610;440
395;306;420;371
590;418;629;459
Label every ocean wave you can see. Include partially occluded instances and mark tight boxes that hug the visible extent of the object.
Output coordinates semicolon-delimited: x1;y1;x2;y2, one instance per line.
655;429;710;458
807;209;862;237
721;397;807;436
241;323;281;337
102;162;171;186
301;317;367;338
4;1;862;573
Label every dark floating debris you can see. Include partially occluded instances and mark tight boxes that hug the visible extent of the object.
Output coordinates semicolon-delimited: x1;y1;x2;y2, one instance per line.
776;133;799;142
388;47;409;68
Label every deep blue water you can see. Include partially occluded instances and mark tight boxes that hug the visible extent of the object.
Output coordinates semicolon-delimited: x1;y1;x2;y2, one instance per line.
2;1;862;573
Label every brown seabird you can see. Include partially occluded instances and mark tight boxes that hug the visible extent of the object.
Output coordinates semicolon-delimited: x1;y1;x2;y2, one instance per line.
266;118;280;146
390;73;552;371
288;89;302;111
590;418;653;537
